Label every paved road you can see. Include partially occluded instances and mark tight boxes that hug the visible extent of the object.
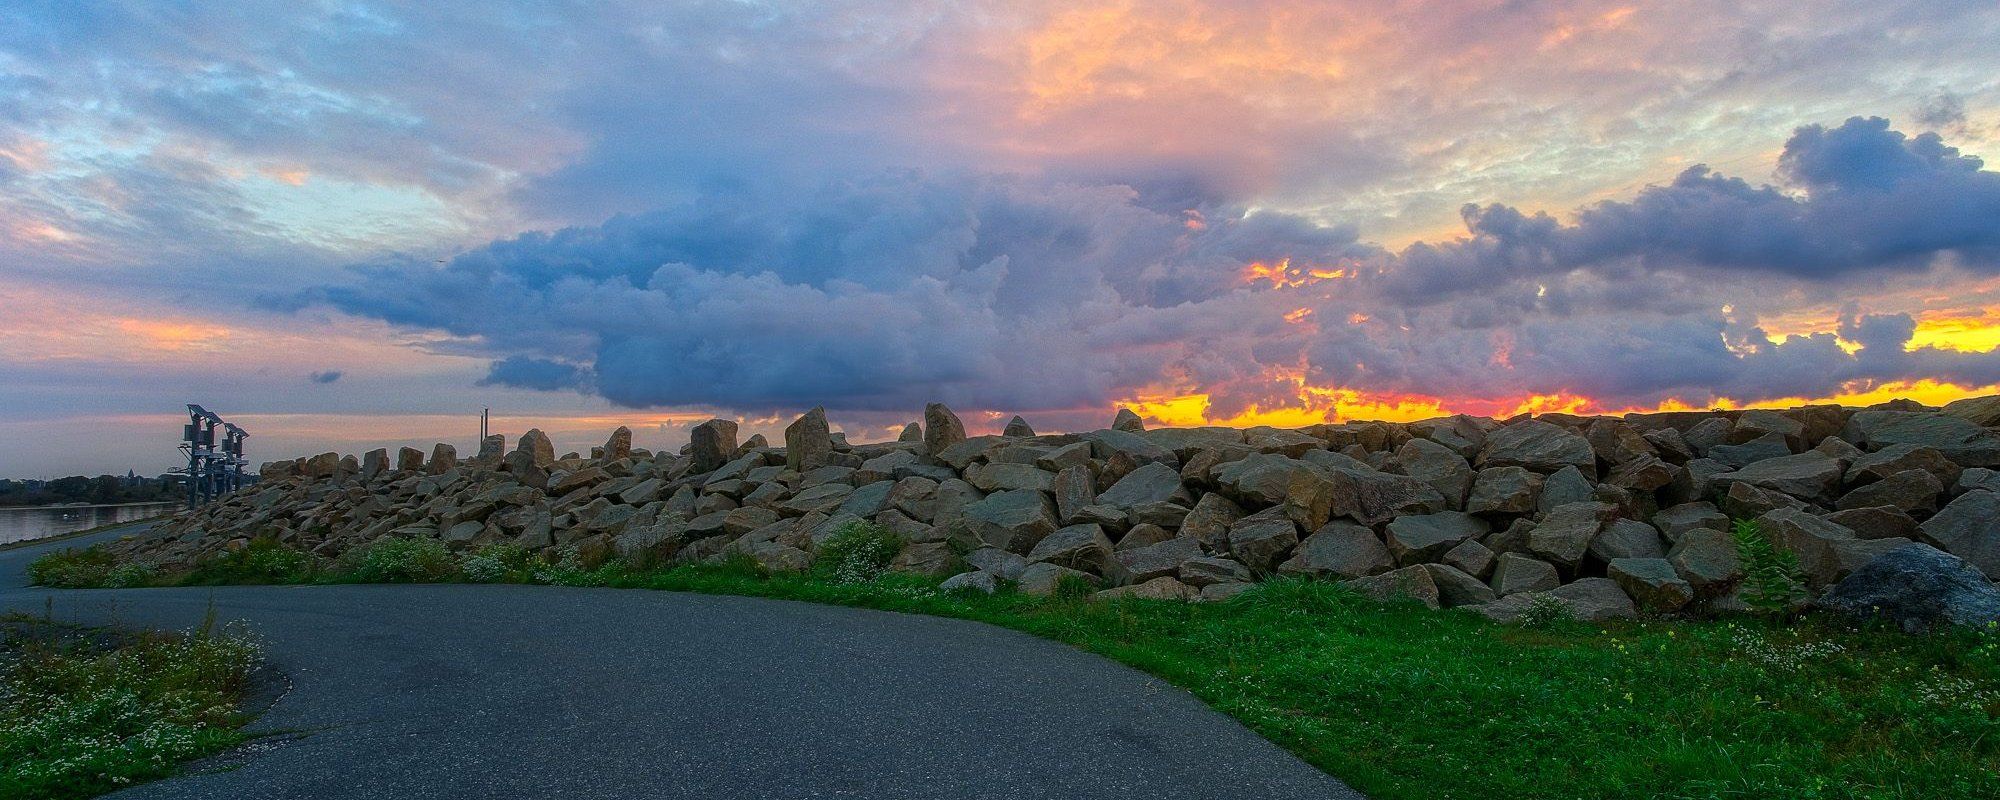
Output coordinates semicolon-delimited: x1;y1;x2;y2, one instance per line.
1;525;1363;799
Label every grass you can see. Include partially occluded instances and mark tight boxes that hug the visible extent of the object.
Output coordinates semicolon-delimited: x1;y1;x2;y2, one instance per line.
30;535;2000;799
0;611;263;799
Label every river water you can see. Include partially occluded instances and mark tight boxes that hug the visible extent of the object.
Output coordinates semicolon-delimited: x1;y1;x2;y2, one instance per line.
0;502;179;545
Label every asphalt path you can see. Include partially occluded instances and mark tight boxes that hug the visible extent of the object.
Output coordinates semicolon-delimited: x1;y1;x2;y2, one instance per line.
1;524;1363;799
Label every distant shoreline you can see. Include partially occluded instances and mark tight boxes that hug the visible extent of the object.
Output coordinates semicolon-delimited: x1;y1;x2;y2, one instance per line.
0;500;180;511
0;516;167;552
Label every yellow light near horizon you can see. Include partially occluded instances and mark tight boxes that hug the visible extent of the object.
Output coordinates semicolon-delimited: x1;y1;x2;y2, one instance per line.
1909;316;2000;353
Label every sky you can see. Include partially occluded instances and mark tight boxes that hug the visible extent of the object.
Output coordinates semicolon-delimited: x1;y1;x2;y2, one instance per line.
3;0;1999;476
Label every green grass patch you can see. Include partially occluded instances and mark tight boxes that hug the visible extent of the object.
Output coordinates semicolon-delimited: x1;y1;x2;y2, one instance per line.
0;612;263;799
33;540;2000;798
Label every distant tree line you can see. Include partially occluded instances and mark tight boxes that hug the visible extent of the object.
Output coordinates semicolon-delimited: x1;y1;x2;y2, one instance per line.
0;475;183;507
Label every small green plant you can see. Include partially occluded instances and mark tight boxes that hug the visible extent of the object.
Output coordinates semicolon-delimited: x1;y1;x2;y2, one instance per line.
102;562;157;589
182;539;316;585
812;520;903;584
459;543;532;583
26;547;120;588
1732;518;1806;616
346;537;456;583
530;548;621;587
1517;593;1574;629
0;617;262;798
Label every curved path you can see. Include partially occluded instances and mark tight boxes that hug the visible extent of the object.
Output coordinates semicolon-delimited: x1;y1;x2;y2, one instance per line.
1;525;1362;799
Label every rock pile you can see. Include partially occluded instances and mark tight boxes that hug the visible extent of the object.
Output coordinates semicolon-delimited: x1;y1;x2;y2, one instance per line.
112;397;2000;623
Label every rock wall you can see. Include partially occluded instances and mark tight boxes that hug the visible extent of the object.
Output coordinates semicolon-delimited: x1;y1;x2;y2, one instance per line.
114;397;2000;621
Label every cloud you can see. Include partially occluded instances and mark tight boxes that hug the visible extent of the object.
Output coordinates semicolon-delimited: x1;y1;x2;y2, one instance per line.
301;118;2000;417
309;370;342;384
477;356;587;393
1374;117;2000;302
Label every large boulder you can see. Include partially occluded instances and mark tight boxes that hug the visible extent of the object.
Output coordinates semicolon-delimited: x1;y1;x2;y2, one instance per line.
1667;528;1743;599
1477;419;1595;475
1488;553;1560;596
1547;577;1638;621
1421;564;1497;608
1278;520;1393;579
1016;562;1096;596
1394;438;1474;506
922;403;968;458
1467;466;1541;516
1096;462;1192;509
1816;543;2000;632
958;489;1059;553
1842;410;2000;466
1919;490;2000;579
1384;511;1489;566
1607;557;1694;612
1711;451;1843;504
689;419;739;474
1757;508;1911;588
1528;502;1615;572
1651;502;1728;544
1026;523;1115;574
1835;468;1942;514
1343;565;1440;609
1111;537;1204;584
784;407;834;471
517;429;556;467
1225;507;1300;574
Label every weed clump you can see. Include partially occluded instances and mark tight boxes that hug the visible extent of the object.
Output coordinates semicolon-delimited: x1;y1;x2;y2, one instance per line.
813;521;903;584
344;537;455;583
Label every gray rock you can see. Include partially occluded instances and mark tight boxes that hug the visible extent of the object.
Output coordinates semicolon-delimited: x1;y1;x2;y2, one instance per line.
602;426;633;462
969;462;1058;493
1082;428;1177;467
1278;520;1392;579
1940;394;2000;427
1384;511;1489;565
837;480;894;518
777;483;853;517
1960;467;2000;494
1225;507;1300;574
1537;466;1594;514
1846;443;1963;488
1179;492;1245;551
964;547;1028;581
1835;468;1942;513
1919;490;2000;579
1589;518;1667;562
1607;557;1694;612
1179;556;1253;586
939;570;999;594
1719;481;1807;520
1422;563;1498;607
1843;410;2000;466
898;422;923;443
1467;466;1541;516
1016;562;1097;596
1050;465;1097;524
1605;453;1680;493
1822;505;1920;541
784;407;834;472
1682;417;1733;456
890;541;959;577
1096;462;1192;509
1708;432;1792;469
1477;419;1595;475
1214;453;1314;508
1651;502;1728;544
516;429;556;467
1343;565;1441;609
958;489;1059;553
1442;539;1496;579
1548;577;1638;621
1003;415;1036;438
1111;537;1204;584
748;542;813;573
1529;502;1615;571
1027;523;1115;574
923;403;967;458
1667;528;1742;599
1816;543;2000;632
1712;451;1843;504
428;443;458;474
1488;553;1560;596
1113;523;1174;552
1113;408;1145;432
1393;438;1474;506
1095;576;1195;601
1758;507;1909;588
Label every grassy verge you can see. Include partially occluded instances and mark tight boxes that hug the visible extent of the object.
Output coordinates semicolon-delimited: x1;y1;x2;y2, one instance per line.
30;533;2000;799
0;611;263;799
